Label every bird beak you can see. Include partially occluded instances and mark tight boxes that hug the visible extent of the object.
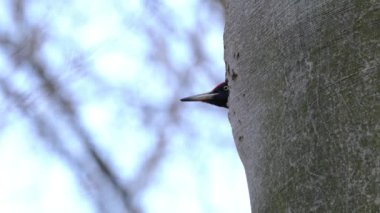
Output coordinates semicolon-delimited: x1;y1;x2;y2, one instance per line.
180;92;218;102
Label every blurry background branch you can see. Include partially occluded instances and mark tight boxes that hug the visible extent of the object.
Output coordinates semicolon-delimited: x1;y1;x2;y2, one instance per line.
0;0;248;212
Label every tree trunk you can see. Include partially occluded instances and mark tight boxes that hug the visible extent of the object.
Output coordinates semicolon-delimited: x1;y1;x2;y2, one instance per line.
224;0;379;212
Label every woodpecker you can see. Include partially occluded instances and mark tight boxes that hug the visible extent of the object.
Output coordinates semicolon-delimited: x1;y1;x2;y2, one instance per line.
180;81;229;108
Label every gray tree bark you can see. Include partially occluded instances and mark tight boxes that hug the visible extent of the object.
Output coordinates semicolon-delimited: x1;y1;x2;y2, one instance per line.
224;0;379;212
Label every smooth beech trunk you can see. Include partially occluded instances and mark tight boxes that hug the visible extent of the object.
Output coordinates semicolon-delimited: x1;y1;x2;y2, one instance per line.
224;0;379;212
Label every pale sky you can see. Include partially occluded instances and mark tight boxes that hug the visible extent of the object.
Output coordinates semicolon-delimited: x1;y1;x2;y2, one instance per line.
0;0;250;212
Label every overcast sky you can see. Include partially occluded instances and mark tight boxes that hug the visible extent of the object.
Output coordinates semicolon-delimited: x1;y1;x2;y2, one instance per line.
0;1;250;212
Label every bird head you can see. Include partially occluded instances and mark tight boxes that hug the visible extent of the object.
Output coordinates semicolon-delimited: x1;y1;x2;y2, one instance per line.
180;81;229;108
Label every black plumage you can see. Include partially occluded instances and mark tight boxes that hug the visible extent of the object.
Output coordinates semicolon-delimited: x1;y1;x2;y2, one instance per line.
180;81;229;108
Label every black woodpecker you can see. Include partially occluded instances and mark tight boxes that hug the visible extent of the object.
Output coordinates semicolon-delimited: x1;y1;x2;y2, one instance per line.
180;81;229;108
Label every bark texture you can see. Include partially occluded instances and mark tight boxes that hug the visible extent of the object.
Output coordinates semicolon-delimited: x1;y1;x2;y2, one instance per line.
225;0;379;212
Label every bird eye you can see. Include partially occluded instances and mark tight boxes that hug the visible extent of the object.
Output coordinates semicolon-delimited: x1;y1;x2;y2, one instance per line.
223;85;229;91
